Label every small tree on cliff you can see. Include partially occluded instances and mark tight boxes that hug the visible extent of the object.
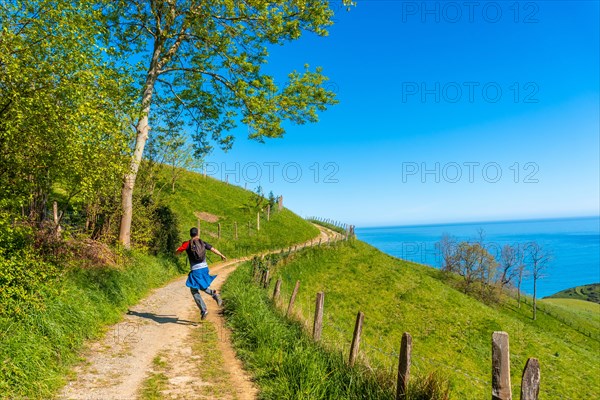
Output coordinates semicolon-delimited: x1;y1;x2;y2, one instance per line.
525;241;552;320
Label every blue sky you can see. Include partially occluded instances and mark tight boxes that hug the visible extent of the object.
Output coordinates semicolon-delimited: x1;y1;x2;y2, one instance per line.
203;1;600;227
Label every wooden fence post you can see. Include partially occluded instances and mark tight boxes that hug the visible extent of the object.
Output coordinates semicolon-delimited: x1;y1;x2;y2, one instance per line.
520;358;540;400
286;280;300;316
349;311;364;366
273;278;282;302
313;292;324;341
278;195;283;211
262;269;270;289
267;204;271;221
234;222;238;240
257;212;260;231
396;332;413;400
492;331;512;400
218;223;221;239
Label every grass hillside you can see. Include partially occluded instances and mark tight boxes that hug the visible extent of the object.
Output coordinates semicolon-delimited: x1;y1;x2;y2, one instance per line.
0;170;319;399
265;240;600;399
545;283;600;303
159;169;320;258
538;298;600;339
221;262;394;399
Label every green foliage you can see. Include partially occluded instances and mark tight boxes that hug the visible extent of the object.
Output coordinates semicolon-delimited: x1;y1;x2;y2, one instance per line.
0;213;60;318
0;213;31;256
0;0;134;220
104;0;343;154
0;252;59;318
250;185;266;212
269;241;600;399
149;204;181;259
268;191;277;209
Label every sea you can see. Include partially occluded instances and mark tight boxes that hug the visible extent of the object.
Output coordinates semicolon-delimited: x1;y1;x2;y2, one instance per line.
356;216;600;298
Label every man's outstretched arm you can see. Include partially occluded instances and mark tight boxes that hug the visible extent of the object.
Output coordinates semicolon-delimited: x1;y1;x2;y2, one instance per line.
175;242;187;255
210;247;227;261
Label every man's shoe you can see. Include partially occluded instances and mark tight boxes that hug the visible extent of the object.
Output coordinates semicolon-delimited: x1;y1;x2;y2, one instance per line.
214;293;223;307
201;310;209;320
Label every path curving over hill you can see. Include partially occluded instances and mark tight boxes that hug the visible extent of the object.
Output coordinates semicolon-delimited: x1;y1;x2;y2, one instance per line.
59;224;339;400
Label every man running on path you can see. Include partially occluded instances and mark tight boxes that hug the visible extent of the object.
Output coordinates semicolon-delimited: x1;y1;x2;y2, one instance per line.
176;227;226;320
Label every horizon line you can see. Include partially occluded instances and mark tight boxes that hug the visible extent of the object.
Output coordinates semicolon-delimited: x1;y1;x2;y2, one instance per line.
357;214;600;230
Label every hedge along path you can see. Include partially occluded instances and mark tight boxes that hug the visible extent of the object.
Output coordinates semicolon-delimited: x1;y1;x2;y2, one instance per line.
59;224;339;400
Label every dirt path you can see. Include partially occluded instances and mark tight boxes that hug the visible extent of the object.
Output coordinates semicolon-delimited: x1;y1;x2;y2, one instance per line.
59;225;339;400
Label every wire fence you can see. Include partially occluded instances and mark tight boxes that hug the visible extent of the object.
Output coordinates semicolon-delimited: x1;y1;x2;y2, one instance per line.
518;296;600;341
249;243;540;400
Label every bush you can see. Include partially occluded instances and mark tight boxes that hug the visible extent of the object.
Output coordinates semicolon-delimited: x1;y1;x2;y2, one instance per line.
0;212;31;257
0;251;59;318
0;213;60;318
150;204;180;258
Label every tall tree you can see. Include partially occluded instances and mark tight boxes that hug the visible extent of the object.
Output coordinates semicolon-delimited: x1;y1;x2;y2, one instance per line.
498;244;520;288
104;0;343;247
515;250;527;309
525;241;552;320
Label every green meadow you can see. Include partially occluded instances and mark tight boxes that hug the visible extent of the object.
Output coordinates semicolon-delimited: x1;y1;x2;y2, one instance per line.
264;240;600;399
159;169;319;258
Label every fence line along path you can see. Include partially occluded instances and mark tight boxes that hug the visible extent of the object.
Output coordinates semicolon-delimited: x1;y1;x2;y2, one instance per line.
262;272;542;400
60;223;339;400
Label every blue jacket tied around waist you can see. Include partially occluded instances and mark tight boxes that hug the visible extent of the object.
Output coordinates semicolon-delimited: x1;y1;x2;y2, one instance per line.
186;264;216;291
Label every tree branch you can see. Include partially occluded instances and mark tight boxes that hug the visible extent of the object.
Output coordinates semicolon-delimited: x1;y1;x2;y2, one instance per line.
155;78;203;127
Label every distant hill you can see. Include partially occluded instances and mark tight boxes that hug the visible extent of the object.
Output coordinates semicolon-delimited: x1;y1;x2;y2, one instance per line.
545;283;600;304
158;168;319;258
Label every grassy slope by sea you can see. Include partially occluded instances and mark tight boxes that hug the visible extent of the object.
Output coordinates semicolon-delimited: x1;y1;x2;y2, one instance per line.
267;240;599;399
538;298;600;338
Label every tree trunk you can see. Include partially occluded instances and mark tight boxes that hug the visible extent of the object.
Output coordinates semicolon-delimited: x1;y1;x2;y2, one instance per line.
118;43;162;248
517;279;522;309
532;277;537;320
